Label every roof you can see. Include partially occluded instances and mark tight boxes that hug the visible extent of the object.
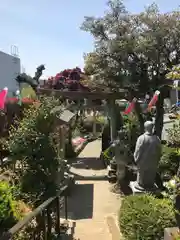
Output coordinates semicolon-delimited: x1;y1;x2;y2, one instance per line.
50;107;75;124
0;50;20;60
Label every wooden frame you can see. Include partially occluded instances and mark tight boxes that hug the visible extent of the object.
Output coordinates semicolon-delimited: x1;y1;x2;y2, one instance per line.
38;88;127;100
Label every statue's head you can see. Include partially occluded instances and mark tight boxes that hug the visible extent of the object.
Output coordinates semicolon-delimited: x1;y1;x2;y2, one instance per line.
37;64;45;71
144;121;154;134
15;90;20;96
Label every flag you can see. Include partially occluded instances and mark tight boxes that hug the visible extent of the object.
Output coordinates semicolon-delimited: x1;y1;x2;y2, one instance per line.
148;90;160;110
0;87;8;110
123;98;137;115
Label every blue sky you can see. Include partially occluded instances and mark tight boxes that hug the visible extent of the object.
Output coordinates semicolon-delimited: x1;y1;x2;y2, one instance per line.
0;0;179;78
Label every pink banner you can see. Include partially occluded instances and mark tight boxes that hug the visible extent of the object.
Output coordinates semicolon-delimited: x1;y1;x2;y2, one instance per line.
124;98;137;115
148;90;160;110
0;87;8;110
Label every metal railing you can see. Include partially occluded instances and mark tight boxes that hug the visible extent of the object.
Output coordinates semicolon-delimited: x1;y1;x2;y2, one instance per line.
0;185;69;240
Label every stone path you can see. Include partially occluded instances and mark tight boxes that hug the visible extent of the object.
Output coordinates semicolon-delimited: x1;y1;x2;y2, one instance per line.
67;140;121;240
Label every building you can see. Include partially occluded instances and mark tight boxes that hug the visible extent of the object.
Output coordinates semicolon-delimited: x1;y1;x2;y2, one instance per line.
0;50;21;96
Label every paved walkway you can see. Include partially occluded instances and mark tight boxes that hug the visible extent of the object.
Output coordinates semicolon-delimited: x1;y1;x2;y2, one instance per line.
67;140;121;240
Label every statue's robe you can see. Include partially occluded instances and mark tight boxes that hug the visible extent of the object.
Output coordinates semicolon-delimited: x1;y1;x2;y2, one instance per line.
134;132;161;188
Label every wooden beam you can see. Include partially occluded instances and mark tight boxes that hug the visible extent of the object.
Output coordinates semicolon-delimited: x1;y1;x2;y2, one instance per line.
68;103;125;112
37;88;127;100
69;104;105;111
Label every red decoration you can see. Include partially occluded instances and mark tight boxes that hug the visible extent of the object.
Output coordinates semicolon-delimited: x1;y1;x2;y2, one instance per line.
124;98;137;115
0;87;8;110
148;90;160;110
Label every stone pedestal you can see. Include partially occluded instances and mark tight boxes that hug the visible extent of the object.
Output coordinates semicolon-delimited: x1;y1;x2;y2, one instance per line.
129;181;160;195
107;165;117;183
116;162;126;181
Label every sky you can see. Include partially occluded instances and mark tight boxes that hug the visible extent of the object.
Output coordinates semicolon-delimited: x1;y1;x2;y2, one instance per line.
0;0;179;78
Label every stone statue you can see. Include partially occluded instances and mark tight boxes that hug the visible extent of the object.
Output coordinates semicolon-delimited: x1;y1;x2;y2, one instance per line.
33;64;45;85
15;64;45;92
133;121;161;191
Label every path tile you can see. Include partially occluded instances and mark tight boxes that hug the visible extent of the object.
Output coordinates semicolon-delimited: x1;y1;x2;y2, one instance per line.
67;140;122;240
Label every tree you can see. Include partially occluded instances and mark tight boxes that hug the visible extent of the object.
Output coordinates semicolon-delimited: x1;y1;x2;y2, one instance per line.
7;97;64;205
81;0;180;138
166;64;180;80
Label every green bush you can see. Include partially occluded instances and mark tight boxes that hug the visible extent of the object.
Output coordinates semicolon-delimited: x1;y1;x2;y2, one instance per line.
6;96;65;205
123;115;141;157
119;194;176;240
158;146;179;180
0;181;21;231
167;121;180;147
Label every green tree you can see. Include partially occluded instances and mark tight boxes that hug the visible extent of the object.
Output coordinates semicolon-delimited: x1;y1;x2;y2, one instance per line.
81;0;180;138
166;64;180;80
7;97;65;206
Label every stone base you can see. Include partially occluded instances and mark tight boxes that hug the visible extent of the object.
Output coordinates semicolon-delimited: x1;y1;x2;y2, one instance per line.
129;181;160;195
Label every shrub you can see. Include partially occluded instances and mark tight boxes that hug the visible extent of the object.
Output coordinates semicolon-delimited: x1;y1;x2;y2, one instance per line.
123;115;141;157
6;96;65;205
166;121;180;148
21;85;36;99
119;194;176;240
158;146;180;180
0;181;21;231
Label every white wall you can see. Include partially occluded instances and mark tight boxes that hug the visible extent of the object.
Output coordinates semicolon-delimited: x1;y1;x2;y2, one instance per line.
0;51;21;95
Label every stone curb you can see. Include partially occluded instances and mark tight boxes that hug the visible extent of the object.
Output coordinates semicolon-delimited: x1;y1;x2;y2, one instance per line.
164;120;175;124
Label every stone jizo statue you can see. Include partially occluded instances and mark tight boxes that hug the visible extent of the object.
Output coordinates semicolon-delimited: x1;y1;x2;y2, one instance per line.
133;121;161;191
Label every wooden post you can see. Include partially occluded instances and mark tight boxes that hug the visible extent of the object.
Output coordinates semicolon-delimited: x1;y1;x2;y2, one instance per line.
59;125;66;159
56;125;66;187
107;100;126;182
92;108;97;137
107;99;117;141
116;133;126;182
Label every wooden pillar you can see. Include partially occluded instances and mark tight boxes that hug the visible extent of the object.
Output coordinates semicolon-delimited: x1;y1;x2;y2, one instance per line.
116;133;126;182
92;108;97;137
107;99;126;181
59;125;66;159
56;125;66;187
107;99;117;141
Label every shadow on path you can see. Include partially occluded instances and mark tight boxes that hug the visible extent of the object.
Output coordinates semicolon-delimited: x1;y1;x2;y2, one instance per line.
69;171;107;181
72;157;105;170
66;183;94;220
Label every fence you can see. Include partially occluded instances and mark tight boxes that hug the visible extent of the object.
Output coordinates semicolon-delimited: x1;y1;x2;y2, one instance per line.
1;185;69;240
